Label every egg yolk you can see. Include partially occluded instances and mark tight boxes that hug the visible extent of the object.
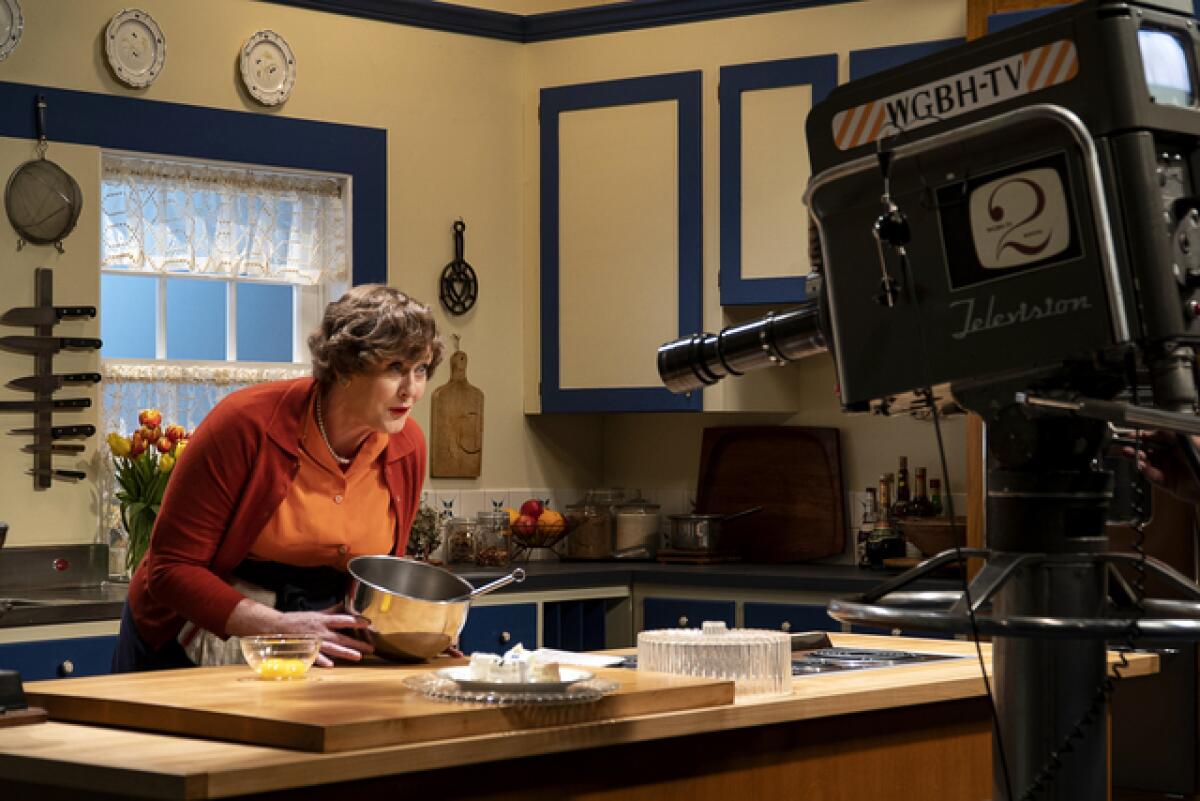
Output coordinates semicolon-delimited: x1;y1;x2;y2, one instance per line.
257;657;308;679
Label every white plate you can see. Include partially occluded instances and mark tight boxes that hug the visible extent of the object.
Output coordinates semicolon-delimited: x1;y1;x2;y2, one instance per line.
240;30;295;106
436;665;595;693
105;9;165;88
0;0;23;62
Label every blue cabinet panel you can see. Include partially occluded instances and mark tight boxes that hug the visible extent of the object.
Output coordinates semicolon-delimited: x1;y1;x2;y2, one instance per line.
539;71;703;413
458;603;537;654
718;54;837;305
0;636;118;681
642;597;734;631
743;601;839;633
543;599;606;652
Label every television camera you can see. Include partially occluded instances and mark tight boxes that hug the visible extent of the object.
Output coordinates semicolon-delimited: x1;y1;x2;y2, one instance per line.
658;2;1200;798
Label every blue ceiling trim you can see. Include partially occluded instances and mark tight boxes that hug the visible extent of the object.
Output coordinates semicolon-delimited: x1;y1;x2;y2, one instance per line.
524;0;862;42
263;0;524;41
265;0;863;42
0;80;387;286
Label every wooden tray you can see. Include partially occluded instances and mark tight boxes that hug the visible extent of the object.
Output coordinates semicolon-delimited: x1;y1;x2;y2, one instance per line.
25;662;734;753
694;426;845;563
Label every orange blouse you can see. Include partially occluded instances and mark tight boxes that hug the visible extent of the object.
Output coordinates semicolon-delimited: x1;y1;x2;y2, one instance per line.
249;395;396;570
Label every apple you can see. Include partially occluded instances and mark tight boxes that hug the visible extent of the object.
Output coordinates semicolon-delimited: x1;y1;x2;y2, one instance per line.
514;514;538;537
519;499;545;519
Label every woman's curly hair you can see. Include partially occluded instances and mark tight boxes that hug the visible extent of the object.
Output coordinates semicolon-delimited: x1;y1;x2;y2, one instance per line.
309;285;443;386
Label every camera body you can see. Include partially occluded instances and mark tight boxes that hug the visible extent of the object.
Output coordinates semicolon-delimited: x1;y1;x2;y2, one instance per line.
806;0;1200;411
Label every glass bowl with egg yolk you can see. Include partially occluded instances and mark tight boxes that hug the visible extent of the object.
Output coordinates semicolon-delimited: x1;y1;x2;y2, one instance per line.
240;635;321;680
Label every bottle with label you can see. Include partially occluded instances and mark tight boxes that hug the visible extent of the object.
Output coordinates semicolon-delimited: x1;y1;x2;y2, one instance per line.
929;478;944;517
877;473;893;523
892;457;910;518
909;466;933;517
857;488;877;568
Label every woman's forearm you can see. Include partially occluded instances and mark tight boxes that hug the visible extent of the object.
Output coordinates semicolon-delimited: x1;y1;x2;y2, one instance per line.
224;597;284;636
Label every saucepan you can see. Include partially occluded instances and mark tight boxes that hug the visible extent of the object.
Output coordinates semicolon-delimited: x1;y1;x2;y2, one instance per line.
346;556;525;661
666;506;763;551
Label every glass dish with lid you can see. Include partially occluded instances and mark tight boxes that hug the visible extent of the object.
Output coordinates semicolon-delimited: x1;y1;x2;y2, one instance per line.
614;493;661;555
565;488;624;559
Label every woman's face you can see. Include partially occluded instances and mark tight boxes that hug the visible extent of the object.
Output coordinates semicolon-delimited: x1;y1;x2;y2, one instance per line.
344;351;431;435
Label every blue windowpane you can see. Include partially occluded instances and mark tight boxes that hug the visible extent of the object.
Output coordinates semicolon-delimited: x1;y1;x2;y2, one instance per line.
166;278;226;360
100;274;157;359
237;283;294;362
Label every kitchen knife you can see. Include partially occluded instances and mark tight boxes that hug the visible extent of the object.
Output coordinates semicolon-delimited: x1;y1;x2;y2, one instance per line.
9;424;96;438
6;373;102;392
22;443;86;454
0;336;102;355
0;398;90;412
28;469;86;481
0;306;96;327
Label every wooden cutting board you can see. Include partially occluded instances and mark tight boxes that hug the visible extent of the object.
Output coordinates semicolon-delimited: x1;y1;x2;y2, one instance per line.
24;662;734;753
694;426;845;563
430;350;483;478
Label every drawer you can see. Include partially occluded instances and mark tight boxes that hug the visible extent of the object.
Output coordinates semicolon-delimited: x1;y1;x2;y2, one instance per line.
458;603;537;654
743;601;839;633
0;635;118;681
642;597;735;631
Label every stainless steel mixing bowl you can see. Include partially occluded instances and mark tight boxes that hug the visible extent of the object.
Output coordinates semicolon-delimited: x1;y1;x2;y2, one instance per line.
346;556;525;661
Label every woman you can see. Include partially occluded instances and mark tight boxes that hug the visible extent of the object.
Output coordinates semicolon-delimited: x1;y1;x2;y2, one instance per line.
113;285;443;671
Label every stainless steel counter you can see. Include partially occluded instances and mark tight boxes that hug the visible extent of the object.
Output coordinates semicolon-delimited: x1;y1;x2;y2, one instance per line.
0;544;127;628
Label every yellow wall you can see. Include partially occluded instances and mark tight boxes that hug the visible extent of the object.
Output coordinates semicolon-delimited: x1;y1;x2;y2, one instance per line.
0;0;966;548
523;0;968;509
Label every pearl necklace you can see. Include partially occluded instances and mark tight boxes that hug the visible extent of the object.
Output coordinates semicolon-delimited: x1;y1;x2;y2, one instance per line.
315;395;352;466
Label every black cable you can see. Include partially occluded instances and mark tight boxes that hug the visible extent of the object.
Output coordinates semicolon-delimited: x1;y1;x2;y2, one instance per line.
892;245;1015;801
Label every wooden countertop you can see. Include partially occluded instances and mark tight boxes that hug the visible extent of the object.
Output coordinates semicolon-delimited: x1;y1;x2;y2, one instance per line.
0;634;1159;800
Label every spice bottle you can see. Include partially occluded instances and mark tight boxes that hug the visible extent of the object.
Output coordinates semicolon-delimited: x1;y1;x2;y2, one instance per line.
474;510;511;567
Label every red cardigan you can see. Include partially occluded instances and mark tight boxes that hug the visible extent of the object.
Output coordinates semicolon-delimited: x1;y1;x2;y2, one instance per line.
127;377;425;649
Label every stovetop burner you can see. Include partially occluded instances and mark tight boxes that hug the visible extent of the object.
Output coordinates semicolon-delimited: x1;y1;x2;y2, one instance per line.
792;646;963;675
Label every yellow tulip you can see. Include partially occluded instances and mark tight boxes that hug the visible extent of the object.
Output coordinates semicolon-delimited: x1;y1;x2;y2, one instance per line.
107;432;132;458
158;454;175;473
173;439;188;459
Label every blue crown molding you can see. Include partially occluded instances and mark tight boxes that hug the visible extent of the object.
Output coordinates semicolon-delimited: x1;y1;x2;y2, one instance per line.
264;0;863;43
540;71;703;412
0;80;387;286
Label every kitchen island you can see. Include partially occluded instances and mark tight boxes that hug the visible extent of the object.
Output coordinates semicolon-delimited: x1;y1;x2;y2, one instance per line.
0;634;1158;801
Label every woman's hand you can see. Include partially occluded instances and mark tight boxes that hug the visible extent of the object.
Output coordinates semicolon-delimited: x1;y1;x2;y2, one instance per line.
226;599;374;667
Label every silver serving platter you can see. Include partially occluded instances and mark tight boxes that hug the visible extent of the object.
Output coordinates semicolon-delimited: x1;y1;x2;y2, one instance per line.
435;665;594;694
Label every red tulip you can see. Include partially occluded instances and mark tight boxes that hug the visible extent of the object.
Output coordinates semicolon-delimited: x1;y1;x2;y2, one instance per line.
138;409;163;428
156;436;173;453
165;424;186;442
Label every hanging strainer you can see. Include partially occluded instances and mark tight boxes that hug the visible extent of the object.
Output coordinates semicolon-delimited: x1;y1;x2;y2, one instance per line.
5;95;83;253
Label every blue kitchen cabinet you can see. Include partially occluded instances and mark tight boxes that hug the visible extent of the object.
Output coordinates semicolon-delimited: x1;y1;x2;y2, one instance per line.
642;597;735;631
543;599;606;652
0;635;118;681
458;603;537;654
743;601;839;633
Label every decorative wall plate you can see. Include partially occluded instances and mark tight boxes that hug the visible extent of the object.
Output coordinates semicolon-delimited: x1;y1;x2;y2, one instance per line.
0;0;23;62
104;9;165;88
240;30;296;106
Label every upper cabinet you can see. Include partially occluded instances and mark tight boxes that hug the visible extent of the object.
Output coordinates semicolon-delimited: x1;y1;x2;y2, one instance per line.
718;54;836;306
539;72;703;413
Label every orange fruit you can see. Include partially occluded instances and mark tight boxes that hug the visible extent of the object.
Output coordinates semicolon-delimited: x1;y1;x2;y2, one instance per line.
537;509;565;533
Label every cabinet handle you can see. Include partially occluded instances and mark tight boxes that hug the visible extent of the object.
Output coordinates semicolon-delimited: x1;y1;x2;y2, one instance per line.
57;660;74;677
499;631;512;643
780;621;792;632
677;616;689;627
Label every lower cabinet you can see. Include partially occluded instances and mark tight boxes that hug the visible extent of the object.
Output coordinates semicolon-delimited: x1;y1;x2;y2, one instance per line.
543;599;607;652
0;635;118;681
643;597;736;630
743;601;839;633
458;603;537;654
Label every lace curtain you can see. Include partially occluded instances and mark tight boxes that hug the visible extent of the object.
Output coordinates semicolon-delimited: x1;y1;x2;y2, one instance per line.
96;154;344;528
101;154;348;284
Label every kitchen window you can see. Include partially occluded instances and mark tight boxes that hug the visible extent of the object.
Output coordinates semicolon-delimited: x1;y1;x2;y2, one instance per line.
98;153;349;433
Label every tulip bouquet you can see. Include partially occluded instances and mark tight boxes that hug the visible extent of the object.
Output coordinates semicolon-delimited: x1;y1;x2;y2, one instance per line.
107;409;190;574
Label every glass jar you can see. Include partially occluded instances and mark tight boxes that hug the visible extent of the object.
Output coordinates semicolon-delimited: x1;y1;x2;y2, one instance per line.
474;510;511;567
614;495;660;554
444;517;477;565
566;488;624;559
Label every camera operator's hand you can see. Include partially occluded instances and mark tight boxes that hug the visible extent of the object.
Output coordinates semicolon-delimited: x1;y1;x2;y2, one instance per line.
1121;431;1200;505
